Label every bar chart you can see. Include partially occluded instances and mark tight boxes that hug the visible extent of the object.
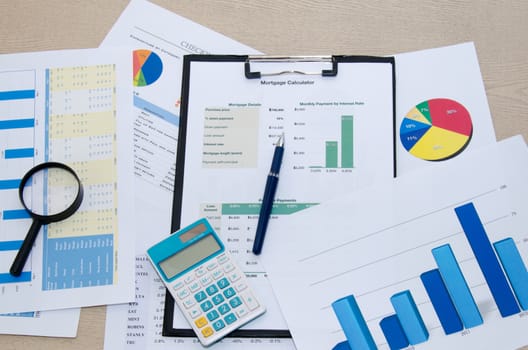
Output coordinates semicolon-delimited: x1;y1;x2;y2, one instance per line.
309;115;354;170
0;70;36;285
331;202;528;350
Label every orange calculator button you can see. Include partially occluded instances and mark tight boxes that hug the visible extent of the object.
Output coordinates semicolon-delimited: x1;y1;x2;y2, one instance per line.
195;316;208;328
201;326;214;338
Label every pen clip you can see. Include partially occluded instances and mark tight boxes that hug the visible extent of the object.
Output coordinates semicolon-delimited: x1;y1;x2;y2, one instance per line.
245;55;338;79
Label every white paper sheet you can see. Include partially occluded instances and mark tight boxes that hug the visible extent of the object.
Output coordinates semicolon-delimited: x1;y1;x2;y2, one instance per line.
100;1;297;349
0;309;79;337
0;48;135;314
261;135;528;350
394;42;496;175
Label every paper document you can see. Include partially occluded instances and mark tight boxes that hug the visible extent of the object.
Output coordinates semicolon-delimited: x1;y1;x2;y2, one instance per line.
99;1;296;349
261;136;528;350
176;56;395;337
0;48;134;313
0;309;80;337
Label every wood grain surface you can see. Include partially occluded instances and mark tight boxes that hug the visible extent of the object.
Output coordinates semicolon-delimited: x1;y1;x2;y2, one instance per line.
0;1;527;348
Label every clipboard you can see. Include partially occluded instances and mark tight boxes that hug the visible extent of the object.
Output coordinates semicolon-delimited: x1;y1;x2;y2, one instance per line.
163;54;396;339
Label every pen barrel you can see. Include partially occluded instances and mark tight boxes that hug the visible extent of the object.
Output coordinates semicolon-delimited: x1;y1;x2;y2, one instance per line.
252;175;279;255
269;146;284;174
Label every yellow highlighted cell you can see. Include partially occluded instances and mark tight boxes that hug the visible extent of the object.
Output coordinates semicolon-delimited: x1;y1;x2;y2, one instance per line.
48;65;116;91
48;111;116;138
410;126;470;160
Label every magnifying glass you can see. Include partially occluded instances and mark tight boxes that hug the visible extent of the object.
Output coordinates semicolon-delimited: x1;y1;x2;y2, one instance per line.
10;162;84;277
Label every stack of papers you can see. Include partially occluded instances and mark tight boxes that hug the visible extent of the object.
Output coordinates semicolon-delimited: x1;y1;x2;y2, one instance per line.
1;1;526;350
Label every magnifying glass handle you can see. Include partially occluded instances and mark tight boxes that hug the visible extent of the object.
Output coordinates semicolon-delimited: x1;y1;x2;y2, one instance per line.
10;220;42;277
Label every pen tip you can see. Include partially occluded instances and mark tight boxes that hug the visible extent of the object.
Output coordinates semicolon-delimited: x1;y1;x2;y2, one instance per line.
276;133;284;147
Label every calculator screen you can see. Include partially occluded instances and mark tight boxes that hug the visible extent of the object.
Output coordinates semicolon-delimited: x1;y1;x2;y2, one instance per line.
159;234;221;279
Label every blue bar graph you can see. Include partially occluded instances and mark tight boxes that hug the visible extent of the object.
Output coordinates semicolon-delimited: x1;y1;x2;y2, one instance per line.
332;341;351;350
0;272;31;284
455;203;520;317
0;179;21;190
0;89;35;101
494;238;528;310
420;269;464;334
0;240;23;251
380;315;409;350
432;244;483;328
4;147;34;159
331;295;377;350
0;118;35;130
390;291;428;345
3;209;31;220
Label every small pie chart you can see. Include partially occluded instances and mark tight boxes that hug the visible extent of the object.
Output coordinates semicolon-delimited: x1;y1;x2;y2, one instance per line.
133;49;163;87
400;98;473;161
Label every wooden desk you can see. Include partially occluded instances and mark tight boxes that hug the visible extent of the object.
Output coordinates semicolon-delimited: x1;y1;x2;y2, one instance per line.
0;1;527;348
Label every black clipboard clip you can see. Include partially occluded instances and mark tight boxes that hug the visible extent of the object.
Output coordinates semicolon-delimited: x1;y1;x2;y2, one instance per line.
245;55;338;79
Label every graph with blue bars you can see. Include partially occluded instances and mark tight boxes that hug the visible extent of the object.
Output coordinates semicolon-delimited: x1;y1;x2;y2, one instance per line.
0;69;36;284
331;202;528;350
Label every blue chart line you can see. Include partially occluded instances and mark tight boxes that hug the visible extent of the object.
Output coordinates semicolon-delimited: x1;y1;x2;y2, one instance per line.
3;209;31;220
0;118;35;130
0;179;21;190
331;202;528;349
4;147;34;159
0;89;35;101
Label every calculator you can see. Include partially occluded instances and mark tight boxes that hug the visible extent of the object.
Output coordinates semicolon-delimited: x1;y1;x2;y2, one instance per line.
146;218;266;347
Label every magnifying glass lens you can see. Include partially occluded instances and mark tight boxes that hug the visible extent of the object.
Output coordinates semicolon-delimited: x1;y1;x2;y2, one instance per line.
21;166;82;217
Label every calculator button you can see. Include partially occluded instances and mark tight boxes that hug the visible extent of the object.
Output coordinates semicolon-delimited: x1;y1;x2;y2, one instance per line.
189;281;201;293
235;306;249;318
200;275;213;287
229;296;242;309
227;271;241;283
217;277;230;289
223;262;235;273
196;268;207;277
194;291;207;303
188;307;202;319
217;254;229;264
223;287;236;299
218;303;231;315
241;292;259;310
225;313;237;325
184;275;195;284
195;316;208;328
172;281;185;291
211;269;224;280
200;300;214;312
212;319;226;331
183;298;196;309
206;261;218;271
177;288;190;300
206;309;220;321
234;282;247;292
206;284;219;296
201;326;214;338
212;294;225;305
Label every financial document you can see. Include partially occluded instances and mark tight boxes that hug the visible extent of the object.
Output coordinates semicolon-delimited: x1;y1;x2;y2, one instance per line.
99;1;296;349
262;136;528;349
0;48;135;314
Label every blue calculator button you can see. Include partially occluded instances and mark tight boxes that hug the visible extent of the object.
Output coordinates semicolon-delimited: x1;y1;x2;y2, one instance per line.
223;287;236;299
224;313;237;325
212;294;225;305
206;284;219;296
206;310;219;321
218;303;231;315
229;296;242;308
200;300;213;312
195;291;207;303
217;277;230;289
213;319;225;331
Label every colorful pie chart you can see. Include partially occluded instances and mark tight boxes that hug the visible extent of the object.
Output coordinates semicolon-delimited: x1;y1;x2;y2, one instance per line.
133;49;163;87
400;98;473;161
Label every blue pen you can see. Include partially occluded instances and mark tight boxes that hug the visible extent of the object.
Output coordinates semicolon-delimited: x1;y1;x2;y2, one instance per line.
252;133;284;255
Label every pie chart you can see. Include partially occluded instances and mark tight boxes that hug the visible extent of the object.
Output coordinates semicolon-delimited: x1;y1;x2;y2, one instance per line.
400;98;473;161
133;49;163;87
